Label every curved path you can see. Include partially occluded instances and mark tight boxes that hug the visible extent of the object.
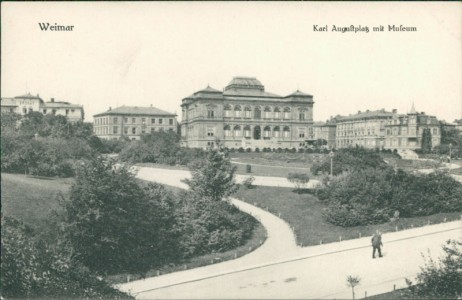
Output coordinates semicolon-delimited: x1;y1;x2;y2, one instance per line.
117;166;462;299
117;167;299;296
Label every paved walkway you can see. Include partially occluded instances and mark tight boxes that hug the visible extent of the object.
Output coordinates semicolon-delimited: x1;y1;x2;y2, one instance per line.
118;166;299;296
117;166;462;299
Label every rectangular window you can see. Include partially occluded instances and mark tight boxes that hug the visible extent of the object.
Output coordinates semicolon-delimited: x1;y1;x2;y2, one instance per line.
208;110;215;118
274;112;280;119
124;117;128;123
141;127;146;134
151;118;155;124
245;110;251;118
113;127;118;134
169;119;173;125
264;111;271;119
159;119;163;124
142;118;146;125
43;109;47;114
207;127;215;137
132;118;136;123
65;109;69;115
132;127;136;134
124;127;128;134
299;113;305;120
114;117;118;123
235;110;241;118
299;128;305;138
284;112;290;119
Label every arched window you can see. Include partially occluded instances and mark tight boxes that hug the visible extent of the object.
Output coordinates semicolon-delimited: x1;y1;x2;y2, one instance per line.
234;125;241;137
244;125;251;138
283;107;291;119
274;107;281;119
283;126;290;138
298;108;306;120
264;126;271;138
234;105;242;118
224;125;232;137
244;106;252;118
264;106;272;119
254;107;261;119
224;104;232;117
273;126;280;138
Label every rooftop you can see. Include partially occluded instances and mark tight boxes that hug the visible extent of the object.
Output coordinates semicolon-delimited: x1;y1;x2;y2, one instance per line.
94;105;176;117
337;109;394;122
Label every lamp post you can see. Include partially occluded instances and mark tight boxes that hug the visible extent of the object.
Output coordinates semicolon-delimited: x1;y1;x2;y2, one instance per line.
448;143;452;162
329;150;335;176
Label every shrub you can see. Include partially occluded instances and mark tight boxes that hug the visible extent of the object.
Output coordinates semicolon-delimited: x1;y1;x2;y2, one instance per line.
255;147;260;153
287;172;310;193
238;147;245;153
246;148;252;152
242;176;255;189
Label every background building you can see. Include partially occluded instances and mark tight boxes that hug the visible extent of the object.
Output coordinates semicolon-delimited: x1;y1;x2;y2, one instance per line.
93;105;177;140
384;104;441;150
0;93;84;122
335;109;393;149
311;118;338;149
181;77;314;149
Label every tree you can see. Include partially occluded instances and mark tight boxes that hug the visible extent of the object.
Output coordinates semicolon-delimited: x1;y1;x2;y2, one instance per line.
62;157;179;274
346;275;361;300
1;216;131;299
183;148;238;202
406;239;462;299
421;128;432;154
287;172;310;193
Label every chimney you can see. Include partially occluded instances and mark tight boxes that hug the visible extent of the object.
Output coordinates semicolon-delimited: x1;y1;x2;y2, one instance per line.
51;98;55;103
358;110;361;114
392;109;397;114
150;104;153;107
37;94;40;97
109;106;112;111
421;112;425;115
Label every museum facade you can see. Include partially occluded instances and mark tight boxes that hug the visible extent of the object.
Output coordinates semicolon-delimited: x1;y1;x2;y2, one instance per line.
180;77;314;149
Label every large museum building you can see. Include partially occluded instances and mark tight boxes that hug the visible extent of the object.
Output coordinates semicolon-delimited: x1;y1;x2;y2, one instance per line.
181;77;314;149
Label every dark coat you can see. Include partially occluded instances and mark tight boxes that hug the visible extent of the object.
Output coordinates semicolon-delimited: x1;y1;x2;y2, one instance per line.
371;234;383;247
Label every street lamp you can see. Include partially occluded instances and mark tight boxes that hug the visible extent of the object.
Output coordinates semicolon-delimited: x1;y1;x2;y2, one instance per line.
448;143;452;162
329;150;335;176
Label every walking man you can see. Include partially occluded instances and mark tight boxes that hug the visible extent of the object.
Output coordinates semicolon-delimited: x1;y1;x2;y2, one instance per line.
371;230;383;259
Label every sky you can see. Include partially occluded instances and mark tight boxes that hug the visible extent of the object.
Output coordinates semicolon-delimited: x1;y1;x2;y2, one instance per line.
2;2;461;123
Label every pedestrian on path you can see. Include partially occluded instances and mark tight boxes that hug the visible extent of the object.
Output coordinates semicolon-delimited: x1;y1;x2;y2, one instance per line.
371;230;383;259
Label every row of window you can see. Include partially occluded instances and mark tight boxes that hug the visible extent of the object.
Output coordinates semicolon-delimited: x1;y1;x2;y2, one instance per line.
386;127;438;136
95;117;174;126
210;109;306;120
95;126;174;135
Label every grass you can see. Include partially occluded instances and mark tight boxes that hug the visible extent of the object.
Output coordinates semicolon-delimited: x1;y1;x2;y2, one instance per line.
2;172;268;286
235;185;462;247
1;173;73;232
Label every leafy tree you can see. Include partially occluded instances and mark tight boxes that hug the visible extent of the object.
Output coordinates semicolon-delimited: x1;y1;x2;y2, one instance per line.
287;172;310;193
311;147;388;176
406;239;462;299
421;128;432;154
183;148;238;202
62;157;179;274
1;217;131;299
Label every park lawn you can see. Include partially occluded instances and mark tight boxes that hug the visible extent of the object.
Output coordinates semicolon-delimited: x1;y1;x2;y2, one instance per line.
235;185;462;247
1;173;74;232
2;173;267;285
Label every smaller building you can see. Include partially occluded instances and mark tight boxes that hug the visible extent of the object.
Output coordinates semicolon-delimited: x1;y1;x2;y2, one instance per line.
93;105;177;140
383;104;441;150
0;93;84;122
311;118;337;148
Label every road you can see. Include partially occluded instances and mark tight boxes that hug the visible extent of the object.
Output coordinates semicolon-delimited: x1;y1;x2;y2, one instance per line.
118;166;462;299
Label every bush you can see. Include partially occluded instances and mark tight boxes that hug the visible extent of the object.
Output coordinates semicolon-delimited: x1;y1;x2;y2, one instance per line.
246;148;252;153
242;176;255;189
255;147;260;153
287;172;310;193
406;239;462;299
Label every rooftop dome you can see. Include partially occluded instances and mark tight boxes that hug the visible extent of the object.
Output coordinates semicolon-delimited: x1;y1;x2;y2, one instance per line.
224;77;264;92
